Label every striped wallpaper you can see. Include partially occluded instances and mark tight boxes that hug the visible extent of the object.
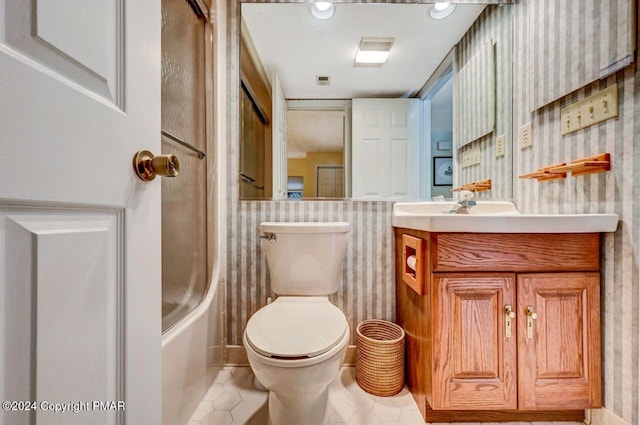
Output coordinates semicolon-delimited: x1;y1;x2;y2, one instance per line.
513;0;638;423
456;39;495;147
454;4;513;199
224;1;638;423
527;0;635;111
225;200;395;345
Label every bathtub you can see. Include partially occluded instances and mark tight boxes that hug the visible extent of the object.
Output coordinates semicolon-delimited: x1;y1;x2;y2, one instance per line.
161;1;230;422
161;271;224;425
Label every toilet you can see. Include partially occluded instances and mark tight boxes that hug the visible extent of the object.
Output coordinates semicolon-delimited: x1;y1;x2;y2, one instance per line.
243;222;350;425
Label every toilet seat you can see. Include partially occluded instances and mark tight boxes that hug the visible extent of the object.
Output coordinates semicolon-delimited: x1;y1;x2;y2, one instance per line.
245;297;348;359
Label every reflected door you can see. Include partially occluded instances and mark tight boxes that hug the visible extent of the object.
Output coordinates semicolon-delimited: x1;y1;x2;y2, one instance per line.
352;98;420;199
0;1;161;424
317;166;344;198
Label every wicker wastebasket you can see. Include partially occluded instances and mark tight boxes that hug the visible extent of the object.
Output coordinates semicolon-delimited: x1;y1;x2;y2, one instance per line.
355;320;405;396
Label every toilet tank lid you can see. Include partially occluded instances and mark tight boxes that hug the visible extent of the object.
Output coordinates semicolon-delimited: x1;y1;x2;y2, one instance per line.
260;222;350;234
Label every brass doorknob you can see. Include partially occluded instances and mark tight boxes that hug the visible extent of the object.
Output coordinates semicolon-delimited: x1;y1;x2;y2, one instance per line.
133;150;180;181
505;305;516;319
527;305;538;320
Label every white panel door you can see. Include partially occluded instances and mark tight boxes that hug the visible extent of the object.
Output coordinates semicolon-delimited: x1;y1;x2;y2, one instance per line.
352;99;420;199
272;73;287;199
0;1;161;425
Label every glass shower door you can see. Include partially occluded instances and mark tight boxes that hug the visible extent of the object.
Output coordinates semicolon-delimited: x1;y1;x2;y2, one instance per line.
161;0;208;332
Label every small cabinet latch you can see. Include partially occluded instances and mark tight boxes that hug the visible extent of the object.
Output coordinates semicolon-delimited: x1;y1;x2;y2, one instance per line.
527;305;538;339
505;305;515;338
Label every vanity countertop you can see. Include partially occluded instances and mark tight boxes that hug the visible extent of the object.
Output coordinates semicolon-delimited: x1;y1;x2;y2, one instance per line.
392;201;619;233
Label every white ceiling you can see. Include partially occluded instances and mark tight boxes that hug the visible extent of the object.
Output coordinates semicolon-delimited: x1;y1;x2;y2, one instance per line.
287;110;345;157
241;3;485;99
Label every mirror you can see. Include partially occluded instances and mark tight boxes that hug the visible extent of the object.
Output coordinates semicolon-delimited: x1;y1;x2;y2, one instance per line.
239;1;513;200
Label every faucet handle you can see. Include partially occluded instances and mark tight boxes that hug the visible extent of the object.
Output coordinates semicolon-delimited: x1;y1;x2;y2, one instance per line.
459;190;474;201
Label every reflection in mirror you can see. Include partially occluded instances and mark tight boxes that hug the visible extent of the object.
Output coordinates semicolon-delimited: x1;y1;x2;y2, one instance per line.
240;83;268;198
240;34;273;199
240;2;512;200
284;99;352;198
287;109;345;198
426;71;454;199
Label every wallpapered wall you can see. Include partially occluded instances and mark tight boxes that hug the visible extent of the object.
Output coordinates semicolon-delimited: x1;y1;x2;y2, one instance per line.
455;5;513;199
512;0;638;423
224;0;638;423
225;200;395;345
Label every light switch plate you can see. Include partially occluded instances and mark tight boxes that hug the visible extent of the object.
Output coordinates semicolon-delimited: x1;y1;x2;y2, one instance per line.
496;135;506;157
561;84;618;135
520;122;533;149
461;147;481;168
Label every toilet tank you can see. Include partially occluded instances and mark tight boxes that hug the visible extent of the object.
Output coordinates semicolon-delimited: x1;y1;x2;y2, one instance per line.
259;222;349;296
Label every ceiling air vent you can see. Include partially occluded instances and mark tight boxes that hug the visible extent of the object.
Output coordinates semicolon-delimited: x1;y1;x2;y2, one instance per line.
316;75;330;86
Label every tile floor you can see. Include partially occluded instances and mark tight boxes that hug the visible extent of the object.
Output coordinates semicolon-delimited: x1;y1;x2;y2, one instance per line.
188;366;584;425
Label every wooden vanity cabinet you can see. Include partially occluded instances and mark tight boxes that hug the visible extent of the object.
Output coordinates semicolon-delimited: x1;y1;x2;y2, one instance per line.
517;272;601;411
431;273;518;411
395;228;601;423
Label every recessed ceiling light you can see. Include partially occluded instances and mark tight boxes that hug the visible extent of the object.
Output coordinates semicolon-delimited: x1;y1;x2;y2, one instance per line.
310;1;335;20
430;2;456;19
354;37;394;66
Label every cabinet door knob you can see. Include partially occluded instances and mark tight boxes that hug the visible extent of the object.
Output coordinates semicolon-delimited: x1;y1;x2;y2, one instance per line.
527;305;539;320
505;304;516;319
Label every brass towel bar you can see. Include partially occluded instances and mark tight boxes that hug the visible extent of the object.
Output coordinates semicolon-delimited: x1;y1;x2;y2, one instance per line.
161;129;207;159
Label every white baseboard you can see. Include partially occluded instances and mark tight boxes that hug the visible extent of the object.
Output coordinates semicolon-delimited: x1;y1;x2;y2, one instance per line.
586;407;632;425
225;345;357;366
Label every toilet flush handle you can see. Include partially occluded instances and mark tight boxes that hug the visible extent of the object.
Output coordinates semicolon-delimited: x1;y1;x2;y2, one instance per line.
260;233;277;243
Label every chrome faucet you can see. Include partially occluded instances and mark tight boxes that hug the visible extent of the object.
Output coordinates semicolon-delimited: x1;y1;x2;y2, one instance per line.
448;190;477;214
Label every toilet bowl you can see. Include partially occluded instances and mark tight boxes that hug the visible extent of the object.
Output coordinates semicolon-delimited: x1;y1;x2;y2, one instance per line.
244;297;349;425
243;222;350;425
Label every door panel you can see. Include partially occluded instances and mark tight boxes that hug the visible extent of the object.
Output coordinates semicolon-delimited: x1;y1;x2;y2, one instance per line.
317;166;344;198
453;291;499;378
362;138;381;196
0;0;160;423
517;273;601;410
432;273;517;410
390;138;409;196
4;0;123;105
352;99;420;199
536;292;583;379
2;209;122;425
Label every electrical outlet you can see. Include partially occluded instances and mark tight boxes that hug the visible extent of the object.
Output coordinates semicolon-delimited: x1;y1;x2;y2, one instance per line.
520;122;533;149
496;135;505;157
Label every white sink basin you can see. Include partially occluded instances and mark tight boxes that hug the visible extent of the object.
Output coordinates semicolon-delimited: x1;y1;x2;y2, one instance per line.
392;201;619;233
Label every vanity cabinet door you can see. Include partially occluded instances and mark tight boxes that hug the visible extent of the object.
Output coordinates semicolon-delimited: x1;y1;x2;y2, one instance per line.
432;273;517;410
517;273;601;410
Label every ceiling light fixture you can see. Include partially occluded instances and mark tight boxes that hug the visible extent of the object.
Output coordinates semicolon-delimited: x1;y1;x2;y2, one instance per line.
354;37;394;66
429;2;456;19
310;1;335;20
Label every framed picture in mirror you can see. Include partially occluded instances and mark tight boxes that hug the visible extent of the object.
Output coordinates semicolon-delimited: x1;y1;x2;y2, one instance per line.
434;156;453;186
